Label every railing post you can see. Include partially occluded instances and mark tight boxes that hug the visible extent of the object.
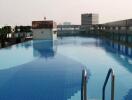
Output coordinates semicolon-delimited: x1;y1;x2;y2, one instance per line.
81;70;84;100
81;69;87;100
111;74;115;100
84;70;87;100
102;68;115;100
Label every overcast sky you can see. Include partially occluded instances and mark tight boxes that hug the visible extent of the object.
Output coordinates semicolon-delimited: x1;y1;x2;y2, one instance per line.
0;0;132;26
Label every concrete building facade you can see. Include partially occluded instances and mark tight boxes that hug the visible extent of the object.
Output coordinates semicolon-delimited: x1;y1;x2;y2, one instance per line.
32;20;57;40
81;13;99;25
63;22;71;25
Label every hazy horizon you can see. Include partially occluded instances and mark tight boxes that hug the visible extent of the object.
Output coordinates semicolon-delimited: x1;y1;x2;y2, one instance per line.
0;0;132;26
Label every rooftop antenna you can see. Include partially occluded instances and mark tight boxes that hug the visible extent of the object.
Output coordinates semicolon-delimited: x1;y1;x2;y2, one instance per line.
44;17;46;21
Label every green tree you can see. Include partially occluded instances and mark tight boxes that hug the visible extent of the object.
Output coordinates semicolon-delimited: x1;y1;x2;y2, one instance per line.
2;26;12;38
20;26;31;32
25;26;32;32
0;28;2;42
0;28;2;34
0;26;12;47
15;26;31;33
14;26;19;33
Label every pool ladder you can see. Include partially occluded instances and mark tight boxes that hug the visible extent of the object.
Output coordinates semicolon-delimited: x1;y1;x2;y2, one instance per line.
81;69;87;100
102;68;115;100
81;68;115;100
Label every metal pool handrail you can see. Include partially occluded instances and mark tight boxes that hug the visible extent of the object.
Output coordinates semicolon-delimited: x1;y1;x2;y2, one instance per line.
102;68;115;100
81;69;87;100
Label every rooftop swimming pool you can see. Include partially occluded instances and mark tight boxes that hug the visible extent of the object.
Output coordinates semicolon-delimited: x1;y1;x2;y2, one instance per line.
0;37;132;100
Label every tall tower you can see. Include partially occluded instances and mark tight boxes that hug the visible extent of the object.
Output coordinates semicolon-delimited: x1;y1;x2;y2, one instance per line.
81;13;99;25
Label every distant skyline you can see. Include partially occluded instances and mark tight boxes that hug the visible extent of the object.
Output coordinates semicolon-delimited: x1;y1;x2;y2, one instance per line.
0;0;132;26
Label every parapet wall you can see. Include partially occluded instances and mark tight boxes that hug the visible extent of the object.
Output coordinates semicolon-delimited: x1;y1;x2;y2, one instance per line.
105;19;132;26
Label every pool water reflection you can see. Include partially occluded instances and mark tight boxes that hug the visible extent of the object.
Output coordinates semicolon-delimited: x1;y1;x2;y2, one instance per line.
0;37;132;100
0;39;86;100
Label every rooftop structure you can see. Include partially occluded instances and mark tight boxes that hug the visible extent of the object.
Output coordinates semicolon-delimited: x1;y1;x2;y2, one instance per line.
32;20;57;40
32;21;57;29
63;22;71;25
81;13;99;26
104;19;132;26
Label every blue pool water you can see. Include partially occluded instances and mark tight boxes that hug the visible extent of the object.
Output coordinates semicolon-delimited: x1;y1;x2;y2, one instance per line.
0;37;132;100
